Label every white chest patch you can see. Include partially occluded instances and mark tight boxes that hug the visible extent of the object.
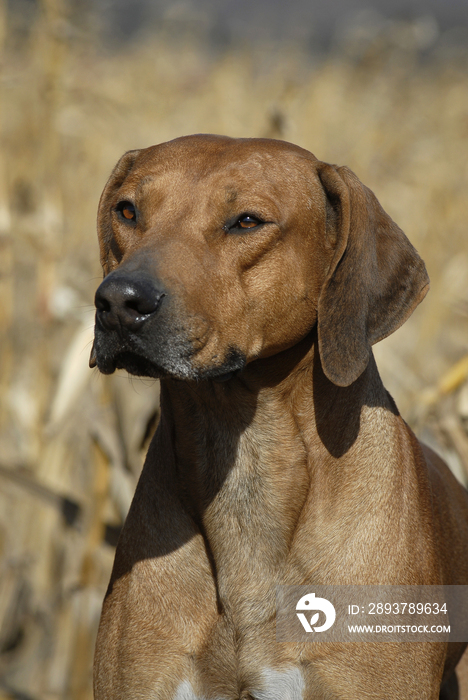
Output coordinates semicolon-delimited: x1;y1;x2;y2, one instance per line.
173;681;206;700
253;668;305;700
173;667;304;700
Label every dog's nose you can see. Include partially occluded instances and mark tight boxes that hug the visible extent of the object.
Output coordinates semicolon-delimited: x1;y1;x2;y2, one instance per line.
95;273;165;333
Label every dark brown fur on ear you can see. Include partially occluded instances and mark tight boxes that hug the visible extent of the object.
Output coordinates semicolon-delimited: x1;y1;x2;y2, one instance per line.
97;149;141;271
316;163;429;387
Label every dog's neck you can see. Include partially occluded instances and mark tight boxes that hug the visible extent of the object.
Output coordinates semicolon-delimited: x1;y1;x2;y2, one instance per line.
160;333;395;498
157;334;398;596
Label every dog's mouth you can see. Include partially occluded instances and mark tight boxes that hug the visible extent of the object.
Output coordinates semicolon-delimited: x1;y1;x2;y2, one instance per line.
93;332;247;382
95;341;194;380
92;314;197;379
110;351;164;379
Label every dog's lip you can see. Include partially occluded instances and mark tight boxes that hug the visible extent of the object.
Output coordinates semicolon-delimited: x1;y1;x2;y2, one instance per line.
94;345;246;382
91;338;164;376
113;350;165;378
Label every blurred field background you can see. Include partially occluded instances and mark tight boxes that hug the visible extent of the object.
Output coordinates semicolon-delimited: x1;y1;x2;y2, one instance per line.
1;0;468;697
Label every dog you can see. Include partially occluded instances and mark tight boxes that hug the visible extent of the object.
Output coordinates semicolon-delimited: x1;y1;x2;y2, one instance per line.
90;134;468;699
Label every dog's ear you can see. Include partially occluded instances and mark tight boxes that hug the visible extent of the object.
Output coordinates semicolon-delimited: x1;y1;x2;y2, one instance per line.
97;149;142;271
316;162;429;387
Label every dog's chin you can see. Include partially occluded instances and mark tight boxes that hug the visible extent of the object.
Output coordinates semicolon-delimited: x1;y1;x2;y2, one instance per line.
96;346;247;382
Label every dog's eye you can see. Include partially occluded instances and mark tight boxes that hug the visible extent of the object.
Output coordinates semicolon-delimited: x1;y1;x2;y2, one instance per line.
238;215;261;229
117;201;136;222
231;214;263;231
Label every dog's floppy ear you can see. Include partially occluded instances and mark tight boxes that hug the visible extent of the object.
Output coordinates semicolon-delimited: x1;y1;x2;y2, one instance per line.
316;162;429;387
97;149;142;271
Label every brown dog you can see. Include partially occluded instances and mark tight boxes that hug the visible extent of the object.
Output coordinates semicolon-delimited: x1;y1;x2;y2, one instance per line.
90;135;468;700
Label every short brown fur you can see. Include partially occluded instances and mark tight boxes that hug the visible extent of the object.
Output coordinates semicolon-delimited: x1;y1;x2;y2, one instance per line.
91;135;468;700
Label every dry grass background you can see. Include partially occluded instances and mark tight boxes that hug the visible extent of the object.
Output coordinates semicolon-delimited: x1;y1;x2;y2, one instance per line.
1;0;468;697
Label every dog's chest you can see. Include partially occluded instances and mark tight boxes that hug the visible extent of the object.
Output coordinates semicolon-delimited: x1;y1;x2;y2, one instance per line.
194;409;309;565
168;420;312;699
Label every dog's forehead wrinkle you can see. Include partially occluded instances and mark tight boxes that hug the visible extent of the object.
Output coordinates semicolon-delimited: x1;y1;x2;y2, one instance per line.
225;187;238;203
134;173;160;199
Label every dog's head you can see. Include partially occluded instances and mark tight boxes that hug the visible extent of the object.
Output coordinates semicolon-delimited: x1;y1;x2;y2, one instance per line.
91;135;428;386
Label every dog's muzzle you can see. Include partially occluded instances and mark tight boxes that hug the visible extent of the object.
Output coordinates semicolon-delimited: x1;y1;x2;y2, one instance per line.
91;270;173;377
91;270;246;381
